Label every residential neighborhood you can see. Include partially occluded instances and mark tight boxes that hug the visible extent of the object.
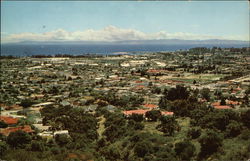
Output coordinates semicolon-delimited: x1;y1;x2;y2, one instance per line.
1;47;250;160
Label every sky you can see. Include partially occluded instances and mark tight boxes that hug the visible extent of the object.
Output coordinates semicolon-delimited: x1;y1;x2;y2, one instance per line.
1;1;249;43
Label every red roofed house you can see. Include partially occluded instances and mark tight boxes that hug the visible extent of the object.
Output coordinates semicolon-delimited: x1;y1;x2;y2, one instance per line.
143;104;158;109
227;100;241;105
211;102;220;106
214;105;232;110
0;116;19;125
211;101;232;109
0;125;34;136
123;109;149;116
161;111;174;116
123;109;174;117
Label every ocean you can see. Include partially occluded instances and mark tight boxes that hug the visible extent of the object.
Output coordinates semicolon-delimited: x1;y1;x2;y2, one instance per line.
1;44;248;57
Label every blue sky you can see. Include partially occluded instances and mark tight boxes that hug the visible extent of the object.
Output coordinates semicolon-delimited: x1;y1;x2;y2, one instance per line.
1;1;249;42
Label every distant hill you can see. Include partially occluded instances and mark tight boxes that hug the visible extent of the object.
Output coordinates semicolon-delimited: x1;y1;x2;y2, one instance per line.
6;39;249;46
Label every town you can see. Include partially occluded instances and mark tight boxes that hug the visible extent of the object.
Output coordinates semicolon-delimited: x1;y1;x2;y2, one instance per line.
1;47;250;161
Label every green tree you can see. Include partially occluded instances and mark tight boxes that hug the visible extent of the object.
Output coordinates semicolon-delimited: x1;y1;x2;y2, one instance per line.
199;129;223;159
175;141;196;160
226;121;243;137
134;141;153;158
30;140;46;152
145;110;162;121
241;109;250;128
0;141;8;156
220;97;226;105
0;120;8;128
55;134;71;146
157;116;180;136
187;127;201;139
20;98;35;108
200;88;210;101
7;130;31;148
165;85;189;101
129;113;144;122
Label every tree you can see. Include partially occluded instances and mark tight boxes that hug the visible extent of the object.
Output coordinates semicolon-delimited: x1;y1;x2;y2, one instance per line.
199;129;223;158
151;86;161;94
220;97;226;105
7;130;31;148
169;100;197;117
20;98;35;108
165;85;189;101
0;141;8;156
226;121;243;137
129;113;144;122
145;110;162;121
200;88;210;101
187;127;201;139
134;141;153;157
55;134;71;146
157;116;180;136
30;140;46;152
241;109;250;128
0;120;8;128
175;141;196;160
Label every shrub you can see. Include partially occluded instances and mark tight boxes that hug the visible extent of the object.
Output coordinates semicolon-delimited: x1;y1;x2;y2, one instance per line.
157;116;180;136
0;120;8;128
30;140;46;152
187;127;201;139
175;141;196;160
7;130;31;148
198;129;223;159
55;134;71;146
134;141;153;157
145;110;161;121
226;121;243;137
129;113;144;122
20;99;35;108
239;129;250;140
0;141;8;156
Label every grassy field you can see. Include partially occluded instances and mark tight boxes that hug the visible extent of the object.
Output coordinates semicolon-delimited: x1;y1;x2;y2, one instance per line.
169;74;227;84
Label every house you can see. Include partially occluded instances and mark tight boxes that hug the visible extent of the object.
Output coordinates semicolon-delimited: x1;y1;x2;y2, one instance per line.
0;125;34;136
33;124;50;131
227;100;241;105
0;116;19;125
143;104;158;110
211;101;232;109
54;130;69;137
123;109;174;117
214;105;232;110
123;109;149;116
161;111;174;116
38;131;53;138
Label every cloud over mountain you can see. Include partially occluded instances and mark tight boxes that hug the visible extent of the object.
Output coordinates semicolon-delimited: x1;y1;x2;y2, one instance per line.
1;25;248;43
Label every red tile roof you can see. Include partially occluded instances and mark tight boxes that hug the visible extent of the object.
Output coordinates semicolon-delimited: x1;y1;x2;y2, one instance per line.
123;110;149;115
135;85;146;89
227;100;241;105
161;111;174;116
143;104;158;109
211;102;220;106
0;116;19;125
123;109;174;116
0;125;34;136
214;105;232;110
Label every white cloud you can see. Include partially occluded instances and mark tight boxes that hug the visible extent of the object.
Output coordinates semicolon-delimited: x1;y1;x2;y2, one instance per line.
1;25;248;43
